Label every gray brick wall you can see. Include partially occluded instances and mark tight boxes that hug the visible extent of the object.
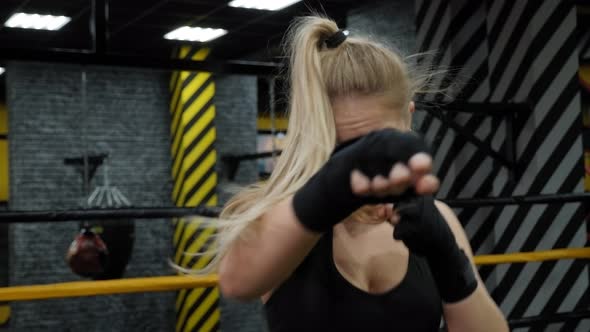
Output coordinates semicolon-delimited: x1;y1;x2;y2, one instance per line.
214;74;269;332
6;62;175;332
215;75;259;187
5;63;267;331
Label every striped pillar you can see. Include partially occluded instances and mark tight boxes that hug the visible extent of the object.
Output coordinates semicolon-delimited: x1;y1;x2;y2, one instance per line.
170;46;220;332
0;103;9;329
0;103;8;202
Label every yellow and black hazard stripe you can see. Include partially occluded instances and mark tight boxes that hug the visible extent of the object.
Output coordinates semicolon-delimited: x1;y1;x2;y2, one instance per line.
0;103;9;329
170;46;219;332
0;103;8;203
0;304;9;328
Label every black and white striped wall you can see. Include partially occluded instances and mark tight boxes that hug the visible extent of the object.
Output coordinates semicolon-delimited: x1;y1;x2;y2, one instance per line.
413;0;588;330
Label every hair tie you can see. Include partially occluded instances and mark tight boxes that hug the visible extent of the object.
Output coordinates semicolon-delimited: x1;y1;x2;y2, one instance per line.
325;30;347;49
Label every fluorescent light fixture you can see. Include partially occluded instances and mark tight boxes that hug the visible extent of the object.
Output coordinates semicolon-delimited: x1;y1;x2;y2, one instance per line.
4;12;71;31
228;0;302;11
164;26;227;42
0;67;4;75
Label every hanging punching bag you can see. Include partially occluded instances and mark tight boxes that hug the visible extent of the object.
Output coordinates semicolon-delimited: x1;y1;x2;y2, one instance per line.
67;159;135;280
90;219;134;280
66;227;109;278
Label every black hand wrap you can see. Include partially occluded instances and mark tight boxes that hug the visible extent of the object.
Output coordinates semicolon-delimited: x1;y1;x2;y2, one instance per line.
394;196;478;303
292;128;429;233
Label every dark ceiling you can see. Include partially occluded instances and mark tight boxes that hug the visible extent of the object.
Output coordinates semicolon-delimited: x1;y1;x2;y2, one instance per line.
0;0;587;75
0;0;380;62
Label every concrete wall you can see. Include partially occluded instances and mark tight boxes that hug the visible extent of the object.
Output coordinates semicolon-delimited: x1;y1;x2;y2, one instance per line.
215;75;268;332
5;63;267;331
347;0;416;56
6;62;175;332
346;0;422;131
215;75;259;199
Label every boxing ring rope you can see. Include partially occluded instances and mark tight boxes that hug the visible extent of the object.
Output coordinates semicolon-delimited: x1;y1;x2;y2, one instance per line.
444;192;590;207
1;192;589;328
1;192;589;223
0;206;222;222
0;275;218;302
474;247;590;265
0;247;588;303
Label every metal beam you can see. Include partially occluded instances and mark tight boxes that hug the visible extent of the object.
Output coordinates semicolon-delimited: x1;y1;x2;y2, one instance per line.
222;151;282;180
0;206;222;223
0;47;281;75
91;0;109;54
505;111;518;182
222;151;282;162
419;102;531;177
110;0;171;36
1;192;589;223
443;192;590;207
441;102;531;115
422;108;513;168
417;102;531;116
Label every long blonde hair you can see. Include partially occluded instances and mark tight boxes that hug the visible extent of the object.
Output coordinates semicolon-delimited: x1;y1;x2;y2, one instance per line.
184;16;421;274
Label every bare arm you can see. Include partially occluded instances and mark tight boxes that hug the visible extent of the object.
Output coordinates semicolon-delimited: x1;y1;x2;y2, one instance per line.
435;201;509;332
218;196;321;301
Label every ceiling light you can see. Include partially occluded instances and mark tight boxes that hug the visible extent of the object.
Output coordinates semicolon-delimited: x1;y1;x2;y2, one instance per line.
4;13;71;31
228;0;302;11
164;26;227;42
0;67;4;75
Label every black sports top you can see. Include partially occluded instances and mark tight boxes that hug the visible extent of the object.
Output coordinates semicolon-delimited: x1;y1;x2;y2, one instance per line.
264;230;443;332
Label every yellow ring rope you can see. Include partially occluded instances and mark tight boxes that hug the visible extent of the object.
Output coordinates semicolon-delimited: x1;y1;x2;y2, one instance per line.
473;247;590;265
0;275;218;302
0;247;589;302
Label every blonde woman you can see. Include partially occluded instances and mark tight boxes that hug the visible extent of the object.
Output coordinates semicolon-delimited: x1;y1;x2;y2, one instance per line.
216;16;508;331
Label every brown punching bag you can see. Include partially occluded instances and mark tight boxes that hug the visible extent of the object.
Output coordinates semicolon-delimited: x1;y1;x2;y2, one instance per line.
66;221;135;280
90;219;134;280
66;226;109;278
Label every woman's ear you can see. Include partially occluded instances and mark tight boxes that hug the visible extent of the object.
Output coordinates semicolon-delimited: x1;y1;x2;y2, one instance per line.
409;101;415;114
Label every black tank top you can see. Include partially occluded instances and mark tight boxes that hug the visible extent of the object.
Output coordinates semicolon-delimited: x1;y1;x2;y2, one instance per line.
264;230;443;331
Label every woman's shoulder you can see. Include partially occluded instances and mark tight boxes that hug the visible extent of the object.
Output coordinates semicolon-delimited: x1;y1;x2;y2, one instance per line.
434;199;474;257
262;234;329;304
434;200;462;233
